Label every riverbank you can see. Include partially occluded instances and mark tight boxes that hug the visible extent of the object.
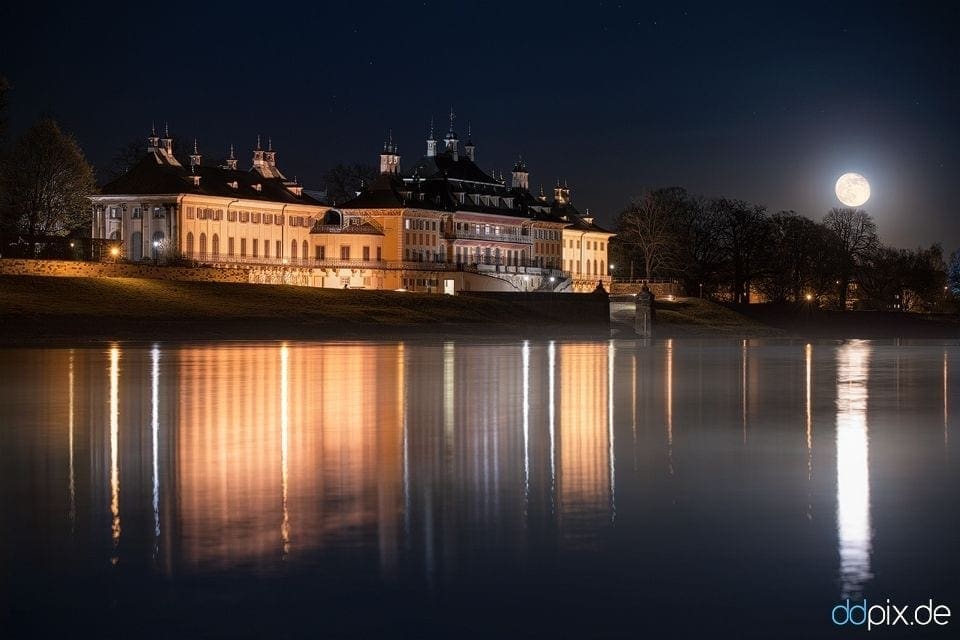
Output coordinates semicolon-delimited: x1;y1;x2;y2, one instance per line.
610;296;959;339
0;275;611;344
3;275;956;344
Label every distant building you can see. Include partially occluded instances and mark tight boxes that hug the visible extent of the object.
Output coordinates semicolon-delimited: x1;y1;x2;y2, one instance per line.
91;120;613;293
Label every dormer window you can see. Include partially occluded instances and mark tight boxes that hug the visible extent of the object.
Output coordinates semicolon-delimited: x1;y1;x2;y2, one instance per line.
228;180;238;189
253;183;262;192
189;176;201;187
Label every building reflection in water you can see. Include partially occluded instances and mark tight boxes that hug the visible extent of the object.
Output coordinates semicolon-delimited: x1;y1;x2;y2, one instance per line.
558;343;614;546
835;340;873;597
945;350;950;448
45;341;616;576
109;345;121;563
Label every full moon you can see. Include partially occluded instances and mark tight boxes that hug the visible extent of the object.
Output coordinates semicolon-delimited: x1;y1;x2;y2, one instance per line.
835;172;871;207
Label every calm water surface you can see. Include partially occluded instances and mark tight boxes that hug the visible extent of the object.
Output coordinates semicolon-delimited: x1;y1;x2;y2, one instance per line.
1;339;957;638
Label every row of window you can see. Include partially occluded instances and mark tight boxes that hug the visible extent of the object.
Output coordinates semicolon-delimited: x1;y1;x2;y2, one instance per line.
185;207;311;227
567;259;606;276
566;238;606;251
108;206;165;219
405;232;438;247
405;218;438;231
184;232;381;262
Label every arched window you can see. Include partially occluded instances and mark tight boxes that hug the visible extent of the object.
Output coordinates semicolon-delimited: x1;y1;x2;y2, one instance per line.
600;261;605;275
291;239;298;259
586;260;592;275
130;231;143;261
186;232;194;255
211;234;220;256
594;259;598;275
199;232;207;255
302;240;308;261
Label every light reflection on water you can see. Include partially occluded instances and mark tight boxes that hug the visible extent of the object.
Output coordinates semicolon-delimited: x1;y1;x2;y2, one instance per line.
835;340;873;597
2;339;958;637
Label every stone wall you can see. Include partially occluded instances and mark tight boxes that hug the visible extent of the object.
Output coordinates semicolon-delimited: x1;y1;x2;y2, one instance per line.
0;258;250;283
609;281;683;297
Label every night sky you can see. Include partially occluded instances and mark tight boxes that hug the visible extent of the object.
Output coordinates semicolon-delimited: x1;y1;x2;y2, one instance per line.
2;1;957;248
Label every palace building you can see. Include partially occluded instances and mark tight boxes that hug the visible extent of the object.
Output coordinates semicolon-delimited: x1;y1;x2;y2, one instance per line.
339;114;614;292
91;119;613;293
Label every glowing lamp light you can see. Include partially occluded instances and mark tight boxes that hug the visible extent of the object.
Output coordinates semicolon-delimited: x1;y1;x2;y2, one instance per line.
153;240;159;248
550;276;556;282
110;247;120;257
806;294;813;302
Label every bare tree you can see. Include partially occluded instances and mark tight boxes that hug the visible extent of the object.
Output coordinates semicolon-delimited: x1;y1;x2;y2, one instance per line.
822;207;878;310
615;187;686;280
104;139;145;181
758;212;826;302
323;163;376;205
1;118;96;253
713;198;770;303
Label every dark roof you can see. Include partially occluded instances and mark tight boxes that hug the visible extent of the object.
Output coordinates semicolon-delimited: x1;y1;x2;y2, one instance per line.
340;147;608;232
406;152;500;184
551;201;614;234
99;152;323;205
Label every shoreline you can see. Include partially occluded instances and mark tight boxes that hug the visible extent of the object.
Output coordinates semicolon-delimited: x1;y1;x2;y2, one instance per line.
1;274;956;345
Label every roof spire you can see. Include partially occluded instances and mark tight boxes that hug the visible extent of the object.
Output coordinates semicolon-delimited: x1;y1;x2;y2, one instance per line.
256;134;262;150
428;116;435;140
229;143;235;159
164;121;169;138
151;121;156;136
449;106;456;132
268;137;273;151
193;138;198;154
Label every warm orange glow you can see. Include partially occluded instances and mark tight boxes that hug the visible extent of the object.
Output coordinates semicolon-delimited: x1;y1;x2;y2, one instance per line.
174;344;404;571
109;345;120;563
558;343;612;546
109;246;120;257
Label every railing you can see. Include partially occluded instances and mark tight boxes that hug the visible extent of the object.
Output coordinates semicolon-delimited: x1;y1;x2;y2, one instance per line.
443;230;532;244
189;253;484;273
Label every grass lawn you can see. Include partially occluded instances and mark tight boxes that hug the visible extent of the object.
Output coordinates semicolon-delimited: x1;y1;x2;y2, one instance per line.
0;275;577;342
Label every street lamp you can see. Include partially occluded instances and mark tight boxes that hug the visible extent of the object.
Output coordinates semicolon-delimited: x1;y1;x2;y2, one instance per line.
153;240;160;265
699;282;703;299
110;246;120;262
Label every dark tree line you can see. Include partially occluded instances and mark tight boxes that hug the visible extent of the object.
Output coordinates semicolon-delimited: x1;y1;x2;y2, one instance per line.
613;187;951;311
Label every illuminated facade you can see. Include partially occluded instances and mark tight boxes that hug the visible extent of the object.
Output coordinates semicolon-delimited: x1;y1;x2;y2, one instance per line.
90;123;613;292
338;116;614;292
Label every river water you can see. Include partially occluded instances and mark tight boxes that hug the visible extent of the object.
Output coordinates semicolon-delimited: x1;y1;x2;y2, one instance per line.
1;339;957;638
